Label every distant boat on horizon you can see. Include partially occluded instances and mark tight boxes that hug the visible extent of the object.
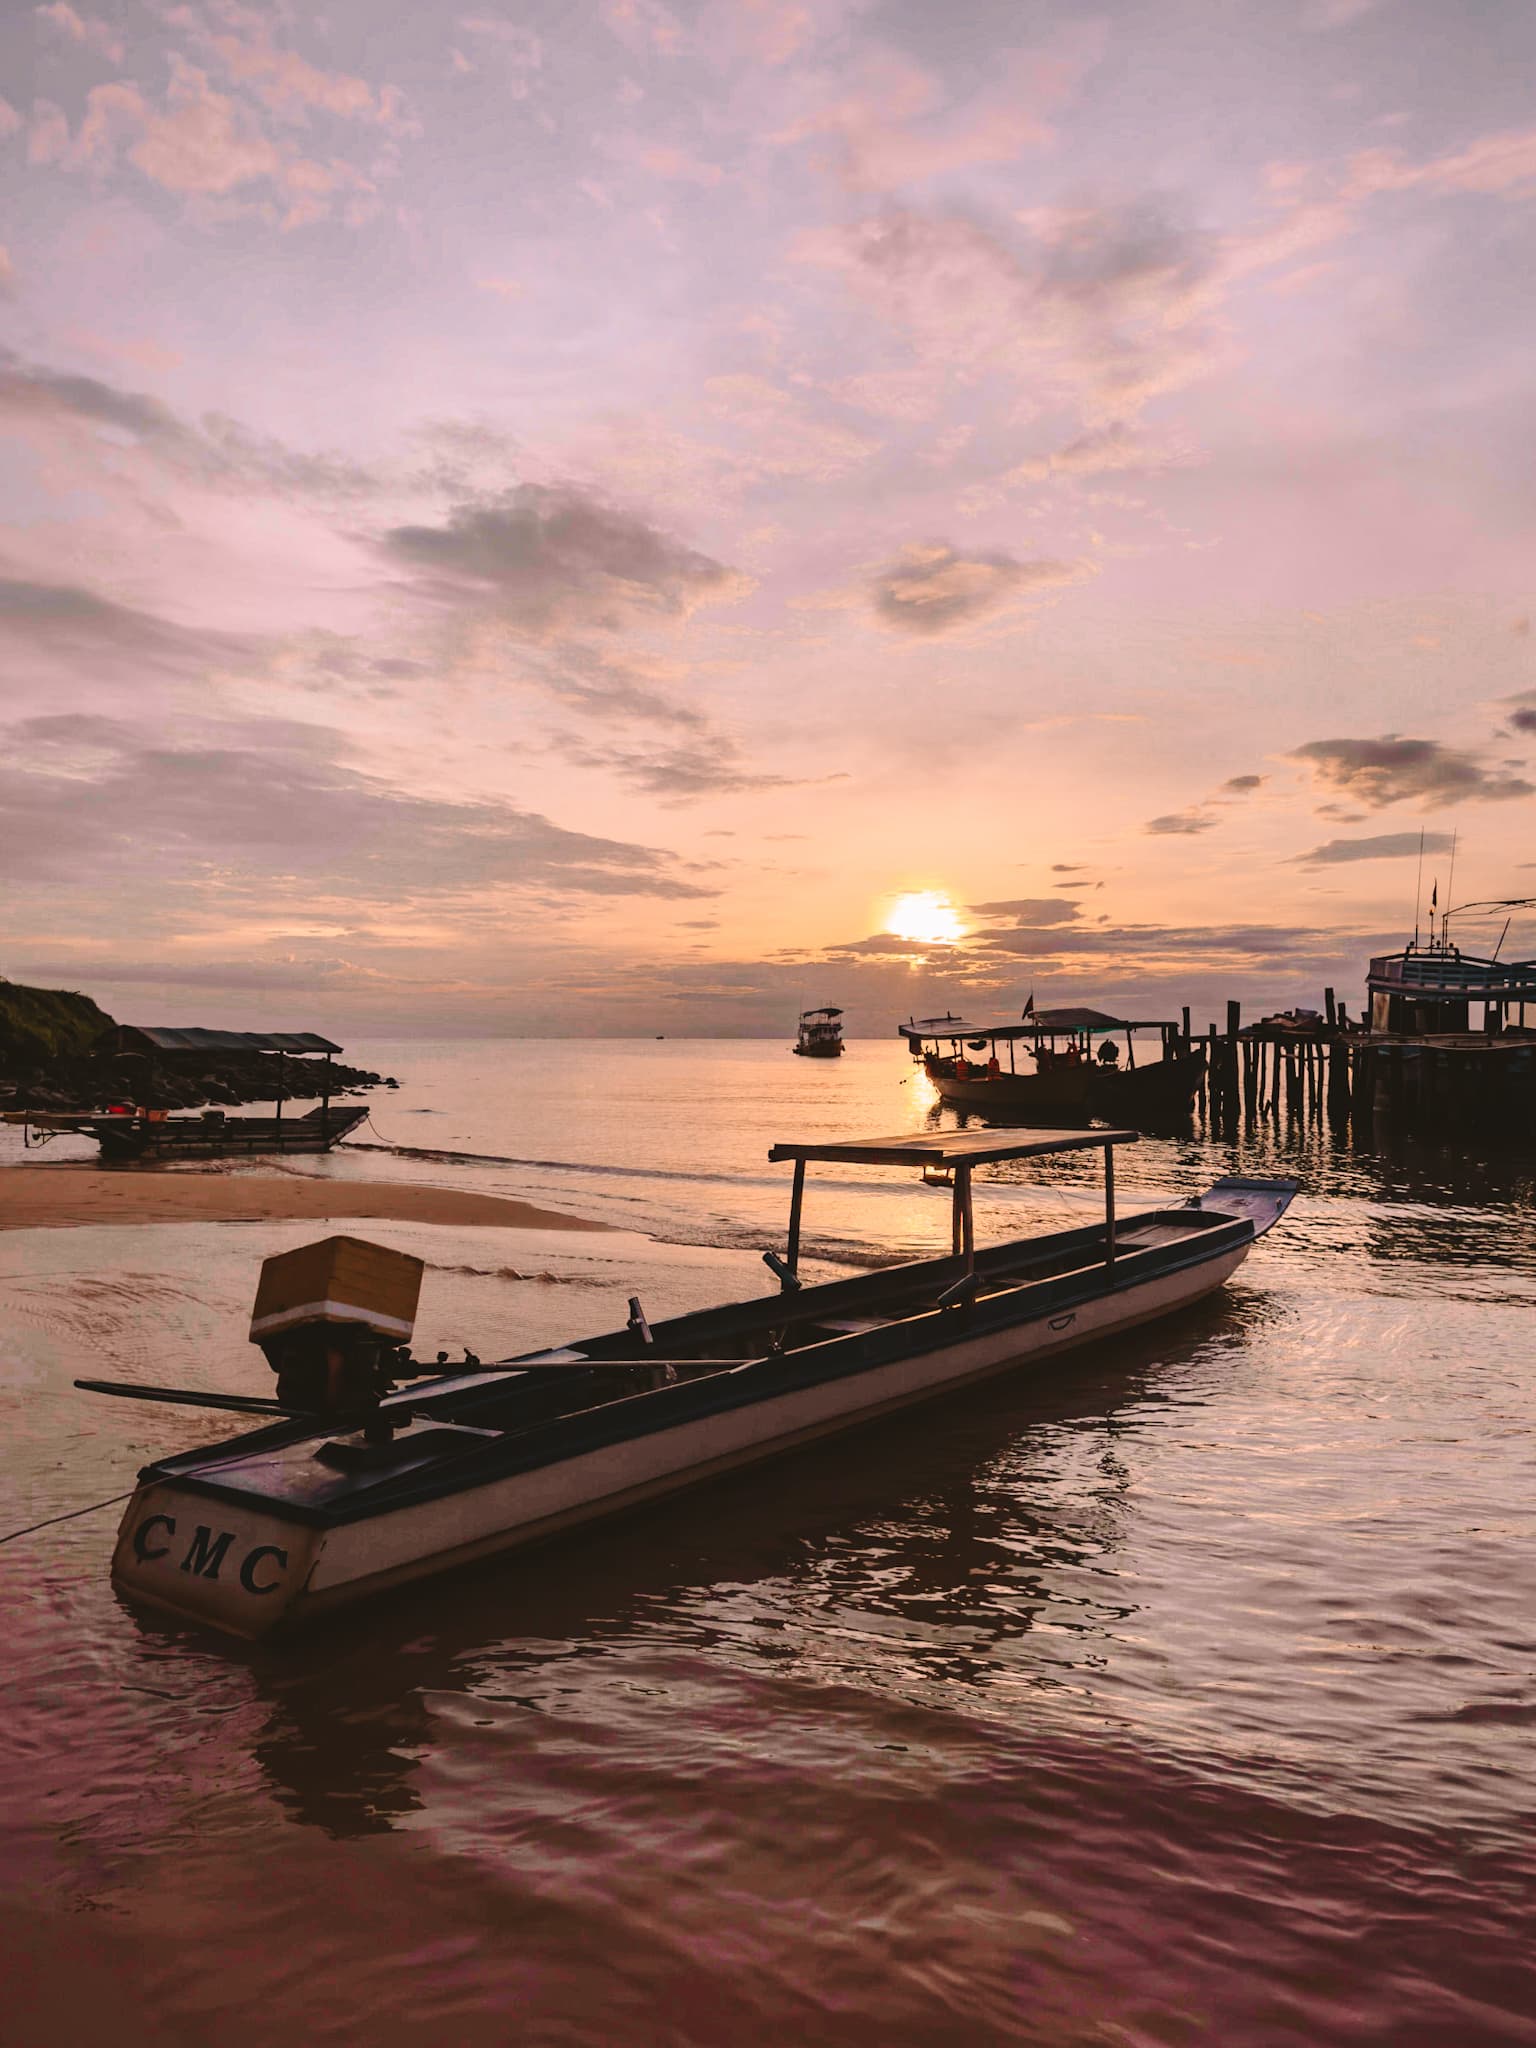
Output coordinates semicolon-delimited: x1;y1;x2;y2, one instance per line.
793;1006;844;1057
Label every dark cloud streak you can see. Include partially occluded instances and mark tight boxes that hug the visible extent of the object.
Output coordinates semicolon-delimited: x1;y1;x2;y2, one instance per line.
1293;831;1454;866
0;716;711;900
383;485;746;639
1291;735;1534;808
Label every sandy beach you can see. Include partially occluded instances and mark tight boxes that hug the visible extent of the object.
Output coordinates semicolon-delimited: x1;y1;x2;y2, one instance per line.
0;1166;610;1234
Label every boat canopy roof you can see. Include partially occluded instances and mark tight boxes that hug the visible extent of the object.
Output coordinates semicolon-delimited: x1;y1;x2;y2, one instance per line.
109;1026;342;1055
800;1006;843;1019
900;1013;1036;1043
768;1127;1138;1168
900;1009;1179;1041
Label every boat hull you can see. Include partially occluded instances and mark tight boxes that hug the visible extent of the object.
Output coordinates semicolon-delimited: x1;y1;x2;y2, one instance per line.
86;1107;366;1161
109;1237;1247;1638
928;1049;1206;1127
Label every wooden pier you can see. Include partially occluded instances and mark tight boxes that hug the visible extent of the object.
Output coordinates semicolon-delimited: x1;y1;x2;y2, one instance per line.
1181;989;1536;1138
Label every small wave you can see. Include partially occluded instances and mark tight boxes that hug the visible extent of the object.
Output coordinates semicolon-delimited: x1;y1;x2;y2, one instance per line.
426;1261;596;1285
344;1138;757;1189
343;1136;1091;1211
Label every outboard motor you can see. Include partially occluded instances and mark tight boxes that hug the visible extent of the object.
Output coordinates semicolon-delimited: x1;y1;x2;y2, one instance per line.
250;1235;424;1440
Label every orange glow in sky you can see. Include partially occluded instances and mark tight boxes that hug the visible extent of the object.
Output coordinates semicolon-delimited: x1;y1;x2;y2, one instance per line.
886;892;965;946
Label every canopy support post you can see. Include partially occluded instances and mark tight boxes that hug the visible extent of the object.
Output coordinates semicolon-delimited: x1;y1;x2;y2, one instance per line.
1105;1146;1117;1281
951;1173;963;1256
960;1164;975;1279
786;1157;805;1279
766;1158;806;1292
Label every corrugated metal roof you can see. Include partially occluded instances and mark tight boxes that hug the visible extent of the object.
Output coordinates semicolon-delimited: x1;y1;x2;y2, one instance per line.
116;1027;342;1055
1032;1007;1125;1031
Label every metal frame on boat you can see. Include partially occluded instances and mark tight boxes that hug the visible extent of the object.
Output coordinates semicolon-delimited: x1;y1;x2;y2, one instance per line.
85;1127;1296;1639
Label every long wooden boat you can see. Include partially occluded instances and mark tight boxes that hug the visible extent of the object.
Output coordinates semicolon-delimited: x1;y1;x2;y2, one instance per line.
83;1128;1296;1639
900;1011;1206;1127
6;1103;367;1160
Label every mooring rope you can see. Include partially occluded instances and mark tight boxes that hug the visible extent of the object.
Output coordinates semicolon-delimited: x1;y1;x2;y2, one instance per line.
0;1491;135;1548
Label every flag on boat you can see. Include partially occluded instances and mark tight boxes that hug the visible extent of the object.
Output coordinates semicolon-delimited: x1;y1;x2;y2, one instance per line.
1431;881;1438;911
1022;992;1035;1017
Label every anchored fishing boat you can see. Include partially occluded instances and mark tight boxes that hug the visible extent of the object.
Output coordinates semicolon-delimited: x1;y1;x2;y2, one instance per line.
10;1102;367;1160
900;1009;1207;1127
793;1006;845;1056
82;1128;1296;1639
3;1028;367;1160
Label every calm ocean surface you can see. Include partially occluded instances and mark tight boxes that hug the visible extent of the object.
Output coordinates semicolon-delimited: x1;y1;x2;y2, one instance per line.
2;1037;1534;2046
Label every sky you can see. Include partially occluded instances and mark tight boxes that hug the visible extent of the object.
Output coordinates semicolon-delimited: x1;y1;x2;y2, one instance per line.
2;0;1534;1037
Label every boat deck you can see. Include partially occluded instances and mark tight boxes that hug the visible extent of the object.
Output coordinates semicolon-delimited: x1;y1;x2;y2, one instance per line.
135;1183;1286;1533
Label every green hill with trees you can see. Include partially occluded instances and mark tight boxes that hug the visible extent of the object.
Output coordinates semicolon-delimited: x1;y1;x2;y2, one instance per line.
0;979;115;1068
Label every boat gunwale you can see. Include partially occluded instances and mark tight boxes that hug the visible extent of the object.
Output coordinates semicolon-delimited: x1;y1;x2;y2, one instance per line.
133;1199;1280;1532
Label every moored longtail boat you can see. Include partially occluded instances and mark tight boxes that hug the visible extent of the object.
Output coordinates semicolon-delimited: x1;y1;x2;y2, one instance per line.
900;1010;1207;1127
793;1006;845;1056
84;1129;1296;1639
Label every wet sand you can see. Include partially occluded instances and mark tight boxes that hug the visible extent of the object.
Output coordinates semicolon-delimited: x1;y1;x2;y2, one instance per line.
0;1166;609;1234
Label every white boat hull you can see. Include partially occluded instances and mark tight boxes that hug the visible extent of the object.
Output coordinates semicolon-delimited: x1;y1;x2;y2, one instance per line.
110;1243;1246;1637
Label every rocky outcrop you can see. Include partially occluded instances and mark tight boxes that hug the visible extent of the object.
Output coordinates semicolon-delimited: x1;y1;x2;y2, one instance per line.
13;1050;391;1114
0;980;393;1112
0;980;115;1068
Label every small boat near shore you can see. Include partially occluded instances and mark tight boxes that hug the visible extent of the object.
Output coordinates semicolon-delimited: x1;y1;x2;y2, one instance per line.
82;1127;1295;1639
901;1009;1207;1127
3;1027;368;1160
7;1103;366;1160
793;1006;845;1057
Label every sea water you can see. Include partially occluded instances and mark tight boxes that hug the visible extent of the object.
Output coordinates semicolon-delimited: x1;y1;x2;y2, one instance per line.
1;1038;1533;2046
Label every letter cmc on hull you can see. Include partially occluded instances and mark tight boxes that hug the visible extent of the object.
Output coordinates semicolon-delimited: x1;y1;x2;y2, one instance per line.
111;1487;315;1635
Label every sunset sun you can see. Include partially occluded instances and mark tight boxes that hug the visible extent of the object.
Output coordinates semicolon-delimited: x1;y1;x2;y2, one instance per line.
885;891;965;946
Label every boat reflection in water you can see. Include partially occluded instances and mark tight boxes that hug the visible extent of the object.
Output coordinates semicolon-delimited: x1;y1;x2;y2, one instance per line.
217;1286;1257;1840
901;1007;1207;1128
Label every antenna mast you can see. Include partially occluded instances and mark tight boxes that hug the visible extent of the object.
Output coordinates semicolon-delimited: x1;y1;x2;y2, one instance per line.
1413;828;1424;948
1444;830;1458;947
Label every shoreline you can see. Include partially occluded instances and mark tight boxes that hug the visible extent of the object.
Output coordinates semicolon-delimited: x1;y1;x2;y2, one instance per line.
0;1166;611;1235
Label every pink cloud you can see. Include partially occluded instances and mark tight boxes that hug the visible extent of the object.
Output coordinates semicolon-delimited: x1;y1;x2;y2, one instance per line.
776;28;1105;192
456;15;543;94
821;366;944;421
125;62;283;193
1221;125;1536;298
28;57;386;226
604;0;686;56
34;2;125;64
209;28;416;132
638;141;724;185
797;201;1219;427
27;99;72;165
702;374;874;479
1347;127;1536;198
